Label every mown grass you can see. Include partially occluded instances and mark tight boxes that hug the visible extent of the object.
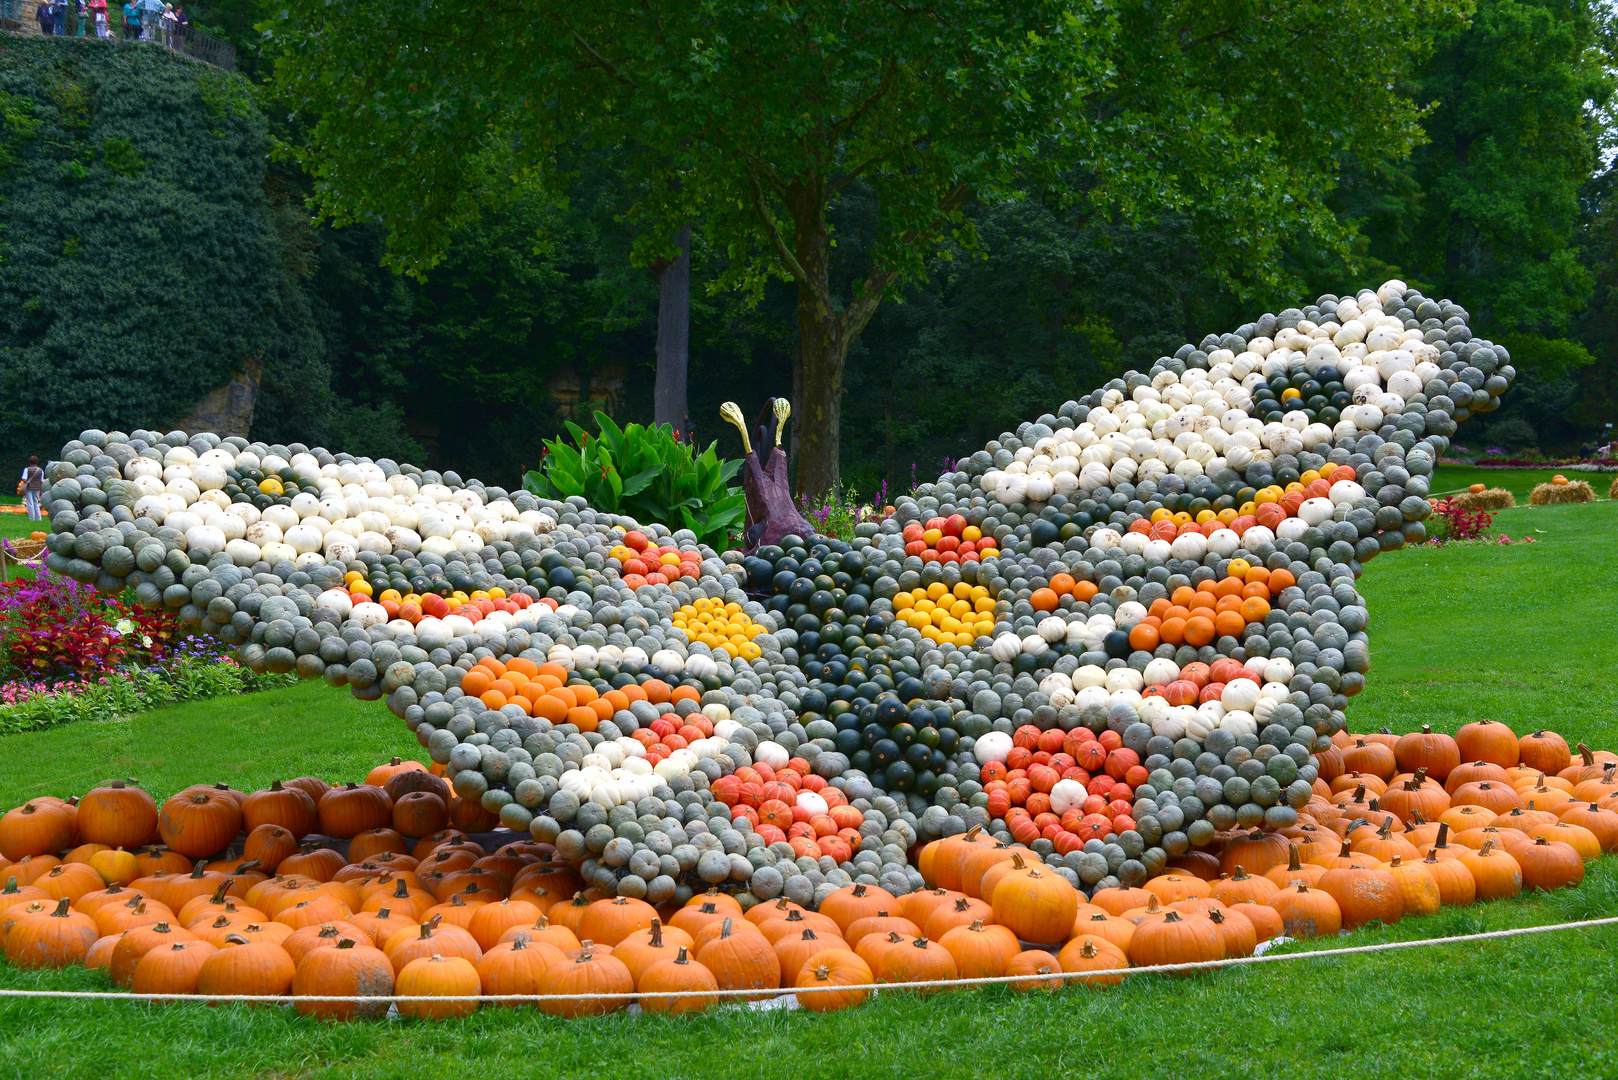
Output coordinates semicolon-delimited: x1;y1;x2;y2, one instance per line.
0;680;421;806
0;496;1615;1079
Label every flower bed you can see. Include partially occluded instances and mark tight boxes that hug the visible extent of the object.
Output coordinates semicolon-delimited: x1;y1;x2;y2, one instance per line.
0;571;295;733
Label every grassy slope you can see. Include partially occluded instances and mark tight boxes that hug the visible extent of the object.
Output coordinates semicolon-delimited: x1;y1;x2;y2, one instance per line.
1352;499;1618;745
0;500;1616;1078
1430;464;1614;503
0;680;422;806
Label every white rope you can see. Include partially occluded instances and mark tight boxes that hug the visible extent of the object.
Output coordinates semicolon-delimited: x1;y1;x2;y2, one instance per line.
2;914;1614;1004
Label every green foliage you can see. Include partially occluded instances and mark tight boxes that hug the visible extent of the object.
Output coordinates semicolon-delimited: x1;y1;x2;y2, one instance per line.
0;657;295;736
97;137;144;178
0;89;39;177
522;411;744;548
1350;0;1612;333
267;0;1466;495
0;40;320;475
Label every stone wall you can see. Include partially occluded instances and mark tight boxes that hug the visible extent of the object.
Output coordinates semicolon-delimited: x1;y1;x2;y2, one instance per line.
172;353;262;438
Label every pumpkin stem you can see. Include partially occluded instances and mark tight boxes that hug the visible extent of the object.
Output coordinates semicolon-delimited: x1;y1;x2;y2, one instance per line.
1145;895;1160;912
1010;853;1026;870
718;917;733;940
852;883;867;897
699;902;718;914
1080;941;1098;958
673;946;690;964
1286;845;1302;872
886;932;904;943
1162;911;1182;923
969;920;985;931
1435;823;1450;848
912;937;929;949
511;935;529;950
784;910;804;923
953;898;969;912
1577;744;1594;766
49;897;70;917
649;919;663;948
1;878;16;895
1337;840;1352;858
1353;784;1366;802
336;939;356;949
813;965;831;981
1479;840;1495;856
1232;867;1249;881
211;915;229;928
224;934;248;946
190;859;207;879
393;879;410;899
800;929;817;941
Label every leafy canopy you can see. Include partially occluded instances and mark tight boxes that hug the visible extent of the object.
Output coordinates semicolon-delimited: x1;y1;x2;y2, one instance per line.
267;0;1466;297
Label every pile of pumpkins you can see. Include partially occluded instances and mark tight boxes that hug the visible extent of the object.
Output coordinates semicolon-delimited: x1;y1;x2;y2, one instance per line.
2;715;1615;1018
19;277;1588;1006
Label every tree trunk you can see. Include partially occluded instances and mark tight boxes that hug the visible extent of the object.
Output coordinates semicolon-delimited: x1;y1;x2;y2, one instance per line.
792;197;844;501
789;337;802;483
653;223;691;439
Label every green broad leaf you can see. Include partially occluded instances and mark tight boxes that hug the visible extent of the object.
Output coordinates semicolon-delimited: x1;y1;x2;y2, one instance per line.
618;463;664;499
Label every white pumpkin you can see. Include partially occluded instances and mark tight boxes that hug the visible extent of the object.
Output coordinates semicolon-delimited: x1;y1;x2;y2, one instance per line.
1221;679;1262;713
1071;666;1108;690
1263;658;1295;685
974;731;1014;765
1050;778;1088;815
1104;667;1144;693
1218;710;1259;738
990;633;1023;663
1142;657;1180;687
1040;672;1076;709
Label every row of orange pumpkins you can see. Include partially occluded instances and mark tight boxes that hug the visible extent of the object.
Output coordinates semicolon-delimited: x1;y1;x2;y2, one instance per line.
0;720;1614;1016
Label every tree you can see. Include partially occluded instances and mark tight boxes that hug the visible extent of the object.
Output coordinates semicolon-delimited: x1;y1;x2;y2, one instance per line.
652;224;692;438
268;0;1464;496
1361;0;1612;337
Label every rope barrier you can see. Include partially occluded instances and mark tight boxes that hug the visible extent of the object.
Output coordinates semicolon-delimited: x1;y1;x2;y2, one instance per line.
2;914;1614;1005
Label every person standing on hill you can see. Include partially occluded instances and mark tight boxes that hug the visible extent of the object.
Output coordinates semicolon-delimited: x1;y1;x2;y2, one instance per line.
91;0;107;35
20;457;45;523
121;0;137;37
75;0;88;35
36;0;53;34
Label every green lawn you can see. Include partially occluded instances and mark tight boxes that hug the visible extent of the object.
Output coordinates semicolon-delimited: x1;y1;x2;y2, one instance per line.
1;499;1616;1079
1430;464;1615;503
1;496;44;582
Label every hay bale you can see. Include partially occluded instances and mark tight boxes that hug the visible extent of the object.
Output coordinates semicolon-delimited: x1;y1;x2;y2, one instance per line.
1610;475;1618;500
1529;480;1595;505
1451;488;1515;511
